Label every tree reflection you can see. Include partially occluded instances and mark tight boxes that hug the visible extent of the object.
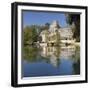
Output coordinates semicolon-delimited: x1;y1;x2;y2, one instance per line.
73;60;80;74
23;45;40;62
72;46;80;74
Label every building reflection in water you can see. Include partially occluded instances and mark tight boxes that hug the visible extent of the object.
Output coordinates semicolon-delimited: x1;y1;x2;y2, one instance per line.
40;45;80;69
40;46;60;67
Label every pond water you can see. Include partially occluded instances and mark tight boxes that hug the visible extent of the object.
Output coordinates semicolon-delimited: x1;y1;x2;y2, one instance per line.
22;45;80;77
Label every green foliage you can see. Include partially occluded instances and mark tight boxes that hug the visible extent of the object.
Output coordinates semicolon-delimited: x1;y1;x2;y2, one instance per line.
30;25;38;42
66;14;80;42
24;26;32;45
23;23;50;45
23;26;38;45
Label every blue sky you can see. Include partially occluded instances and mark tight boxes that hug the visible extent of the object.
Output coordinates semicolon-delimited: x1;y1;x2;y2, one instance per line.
22;11;67;28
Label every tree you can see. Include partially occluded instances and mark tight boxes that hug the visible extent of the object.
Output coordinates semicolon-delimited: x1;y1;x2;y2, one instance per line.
30;25;38;42
66;14;80;42
40;22;50;30
24;26;32;45
23;25;38;45
45;23;50;29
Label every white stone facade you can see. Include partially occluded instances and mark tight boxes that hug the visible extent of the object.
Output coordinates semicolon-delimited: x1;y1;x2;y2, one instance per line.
40;20;75;44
